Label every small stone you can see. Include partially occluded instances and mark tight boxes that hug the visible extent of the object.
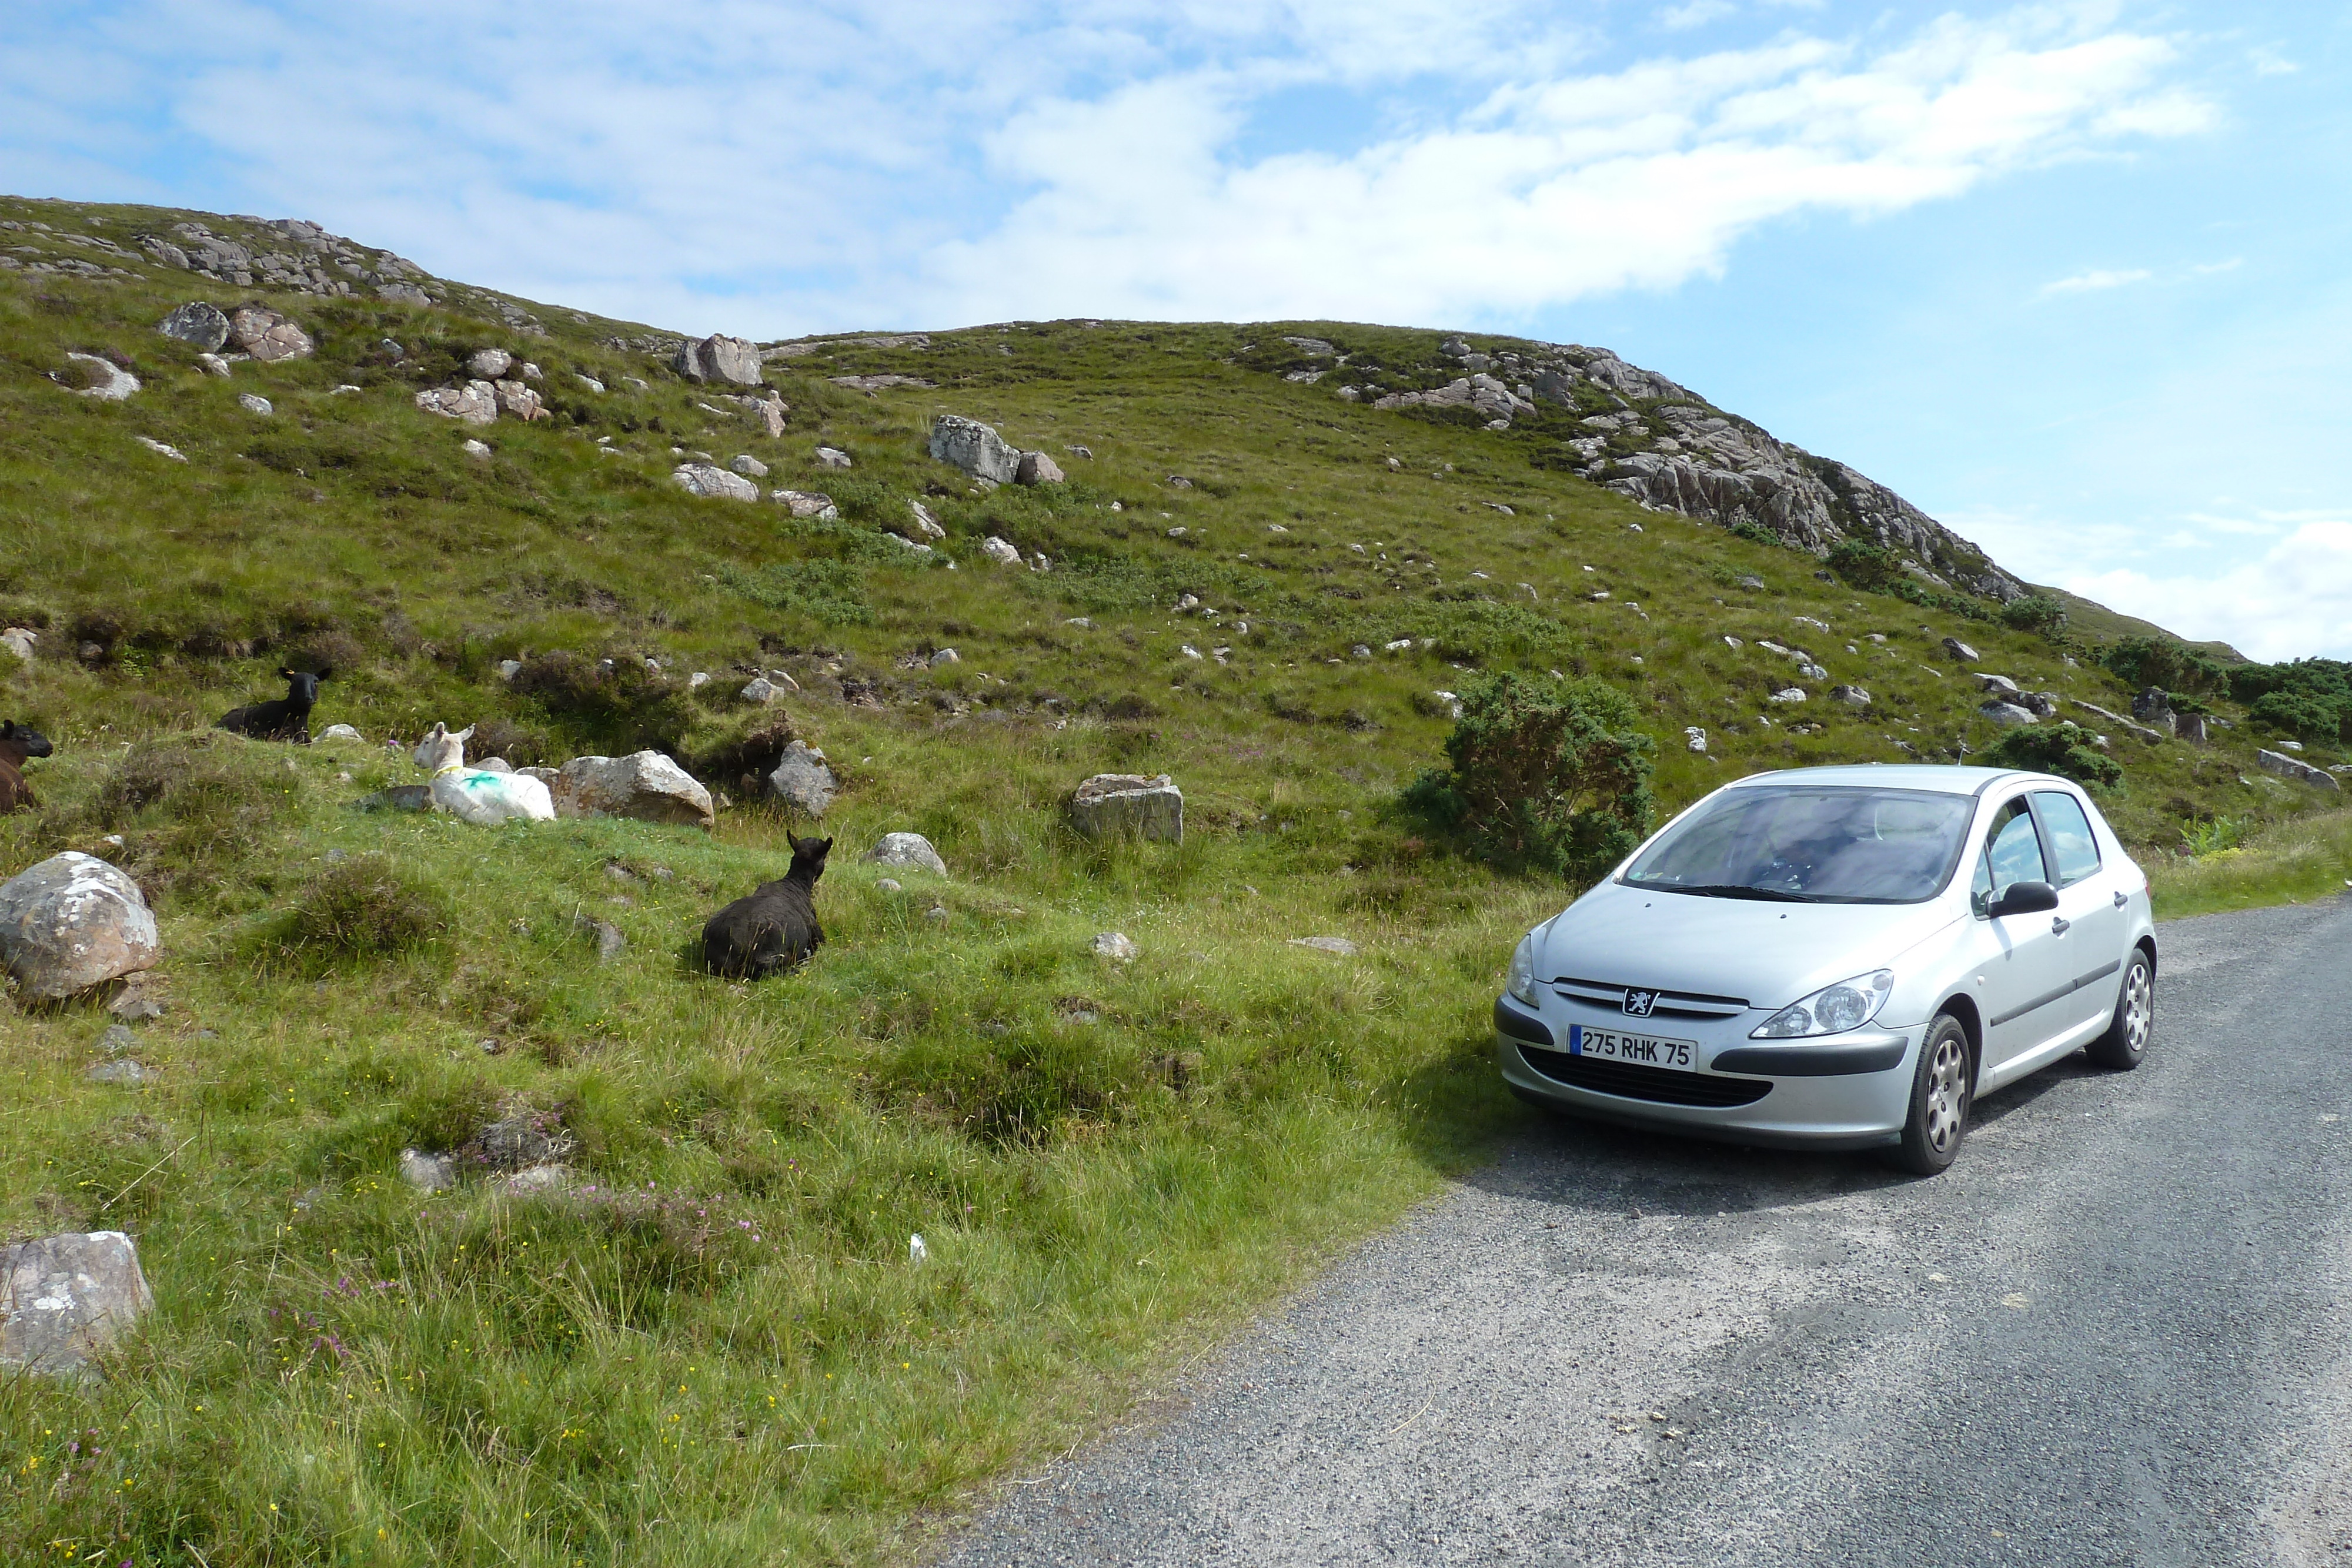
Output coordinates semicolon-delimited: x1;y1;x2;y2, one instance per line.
108;991;165;1022
1069;774;1183;842
195;353;230;377
467;348;513;379
399;1149;455;1192
461;439;491;458
158;300;232;350
502;1164;572;1196
925;904;950;924
1685;726;1708;753
816;446;853;468
577;916;627;963
1767;688;1808;704
496;658;523;680
867;832;948;876
1288;936;1358;956
875;878;902;892
980;536;1022;567
1093;931;1138;962
673;463;761;501
1980;701;2037;728
740;677;781;704
98;1024;137;1056
135;437;188;462
1830;684;1872;708
1975;673;2020;697
771;489;840;520
1942;637;1980;663
930;647;961;667
688;671;710;689
730;454;770;478
85;1060;152;1086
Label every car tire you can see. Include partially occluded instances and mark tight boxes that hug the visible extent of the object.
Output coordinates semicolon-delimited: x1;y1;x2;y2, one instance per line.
2085;948;2153;1071
1883;1015;1973;1176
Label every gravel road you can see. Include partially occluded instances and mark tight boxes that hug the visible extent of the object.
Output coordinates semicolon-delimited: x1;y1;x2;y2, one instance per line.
944;896;2352;1567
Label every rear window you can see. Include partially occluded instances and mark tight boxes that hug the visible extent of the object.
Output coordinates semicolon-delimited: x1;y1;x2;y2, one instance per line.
1622;785;1976;904
2033;791;2102;885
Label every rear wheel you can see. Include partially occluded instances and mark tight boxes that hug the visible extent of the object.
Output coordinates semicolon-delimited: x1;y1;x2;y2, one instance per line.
2085;948;2153;1071
1883;1015;1972;1176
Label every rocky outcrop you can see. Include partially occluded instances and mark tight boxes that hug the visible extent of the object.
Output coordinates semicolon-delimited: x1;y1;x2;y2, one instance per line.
2259;749;2340;790
1068;774;1183;843
0;852;161;1000
929;415;1021;484
673;463;760;501
1373;374;1533;426
2;1231;153;1376
416;382;499;424
547;753;716;828
675;334;762;386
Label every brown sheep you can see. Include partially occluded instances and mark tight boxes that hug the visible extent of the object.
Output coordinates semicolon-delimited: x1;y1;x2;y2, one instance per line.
0;720;54;813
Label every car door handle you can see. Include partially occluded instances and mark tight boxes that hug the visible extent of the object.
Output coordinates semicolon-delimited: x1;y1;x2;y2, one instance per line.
2052;916;2070;935
2113;891;2127;908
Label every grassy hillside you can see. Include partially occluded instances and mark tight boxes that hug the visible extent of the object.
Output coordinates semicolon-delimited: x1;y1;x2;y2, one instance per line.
2;194;2346;1565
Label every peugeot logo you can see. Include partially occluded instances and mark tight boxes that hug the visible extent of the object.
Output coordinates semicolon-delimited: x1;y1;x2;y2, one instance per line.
1622;989;1658;1018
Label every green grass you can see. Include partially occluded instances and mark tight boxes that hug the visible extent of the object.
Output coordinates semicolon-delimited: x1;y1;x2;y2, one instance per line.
2148;807;2352;920
1;194;2347;1564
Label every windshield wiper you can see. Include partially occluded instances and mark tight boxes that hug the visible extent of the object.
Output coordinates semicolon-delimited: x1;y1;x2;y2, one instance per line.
1645;882;1818;902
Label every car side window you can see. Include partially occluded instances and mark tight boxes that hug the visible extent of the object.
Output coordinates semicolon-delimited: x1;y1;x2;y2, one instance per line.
2032;791;2102;885
1969;798;2048;915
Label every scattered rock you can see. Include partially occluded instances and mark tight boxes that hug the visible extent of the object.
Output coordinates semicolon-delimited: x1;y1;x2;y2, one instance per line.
575;915;628;963
2130;687;2177;734
546;753;716;830
740;677;784;705
399;1149;455;1192
767;741;837;817
2071;699;2169;745
1093;931;1138;962
1685;726;1708;752
907;500;946;540
980;536;1022;567
1974;673;2020;697
195;353;230;377
415;382;498;424
467;347;513;379
461;438;492;458
492;379;547;421
816;446;853;469
1766;688;1807;704
1830;685;1872;708
1288;936;1358;956
929;414;1021;483
1942;637;1980;663
730;454;769;478
157;301;230;350
0;628;34;661
875;878;901;892
0;852;161;1001
1068;774;1183;843
866;832;947;877
575;373;604;393
107;989;165;1022
1015;451;1064;486
502;1164;573;1197
66;353;139;401
772;489;840;520
1;1231;154;1376
236;392;272;416
2259;749;2340;790
227;306;313;362
85;1061;152;1086
673;463;760;501
2019;692;2060;720
675;334;763;386
1980;702;2037;728
2176;711;2208;743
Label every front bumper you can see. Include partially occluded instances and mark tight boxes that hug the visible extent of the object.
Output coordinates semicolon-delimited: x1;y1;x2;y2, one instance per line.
1495;992;1918;1151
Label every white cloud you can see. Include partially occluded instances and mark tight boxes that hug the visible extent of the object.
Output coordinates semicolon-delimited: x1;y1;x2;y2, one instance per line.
2064;521;2352;661
2248;45;2298;76
1661;1;1738;31
2190;256;2243;275
2037;268;2153;298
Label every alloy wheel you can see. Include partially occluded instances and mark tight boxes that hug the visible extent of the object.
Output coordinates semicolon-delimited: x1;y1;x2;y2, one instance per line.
2121;961;2151;1053
1923;1034;1969;1154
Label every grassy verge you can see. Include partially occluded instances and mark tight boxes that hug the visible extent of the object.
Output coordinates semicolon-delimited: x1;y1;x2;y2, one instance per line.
2148;807;2352;921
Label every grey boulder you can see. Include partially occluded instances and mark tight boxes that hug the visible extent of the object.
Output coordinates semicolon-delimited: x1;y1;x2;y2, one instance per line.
227;306;313;362
158;301;230;351
2259;749;2340;790
1015;451;1065;486
866;832;947;877
772;489;840;519
673;463;760;501
1942;637;1980;663
0;852;162;1001
767;741;837;817
729;454;769;478
67;354;140;401
1;1231;154;1376
547;753;716;829
1068;774;1183;843
415;381;499;424
1980;701;2037;728
929;414;1021;484
1829;684;1872;708
238;393;272;416
676;334;763;386
467;347;513;379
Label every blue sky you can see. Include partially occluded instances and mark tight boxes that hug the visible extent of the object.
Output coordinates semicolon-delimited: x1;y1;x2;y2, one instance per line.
5;0;2348;658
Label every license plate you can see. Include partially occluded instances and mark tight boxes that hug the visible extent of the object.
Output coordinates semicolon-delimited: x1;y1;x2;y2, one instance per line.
1568;1024;1697;1071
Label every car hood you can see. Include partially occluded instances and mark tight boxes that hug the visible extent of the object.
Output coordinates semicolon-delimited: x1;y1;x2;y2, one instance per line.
1535;882;1963;1008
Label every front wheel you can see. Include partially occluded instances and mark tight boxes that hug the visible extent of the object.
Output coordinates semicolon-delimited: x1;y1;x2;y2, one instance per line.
2085;949;2153;1071
1883;1015;1973;1176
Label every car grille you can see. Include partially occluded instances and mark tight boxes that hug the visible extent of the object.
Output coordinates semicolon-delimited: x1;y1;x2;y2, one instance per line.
1518;1047;1772;1108
1549;978;1749;1020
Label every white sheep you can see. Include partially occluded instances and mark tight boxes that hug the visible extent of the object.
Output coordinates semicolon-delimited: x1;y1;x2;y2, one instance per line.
413;723;554;824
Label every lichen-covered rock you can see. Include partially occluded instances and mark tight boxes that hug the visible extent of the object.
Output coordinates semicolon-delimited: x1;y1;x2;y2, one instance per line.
673;463;760;501
158;301;230;351
767;741;837;817
928;414;1021;483
227;306;313;362
68;354;139;401
1093;931;1137;962
1980;701;2037;728
675;334;763;386
0;852;161;1001
866;832;947;877
1;1231;153;1376
1069;774;1183;843
1942;637;1980;663
493;379;547;422
416;381;499;424
467;348;513;379
548;752;716;828
2259;749;2340;790
772;489;839;519
980;536;1022;567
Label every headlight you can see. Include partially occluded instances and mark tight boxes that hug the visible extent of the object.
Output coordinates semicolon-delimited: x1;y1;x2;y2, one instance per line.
1750;969;1895;1038
1506;934;1539;1005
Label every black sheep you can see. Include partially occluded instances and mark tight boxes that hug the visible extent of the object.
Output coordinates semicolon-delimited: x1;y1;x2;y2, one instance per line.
217;667;330;743
0;720;54;813
703;831;831;979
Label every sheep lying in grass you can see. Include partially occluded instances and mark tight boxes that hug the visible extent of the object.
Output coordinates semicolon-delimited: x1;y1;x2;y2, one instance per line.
218;668;329;743
703;830;831;978
413;723;554;824
0;720;54;813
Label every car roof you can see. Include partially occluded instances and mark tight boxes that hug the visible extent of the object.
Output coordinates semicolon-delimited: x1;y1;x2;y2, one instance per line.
1721;764;2073;798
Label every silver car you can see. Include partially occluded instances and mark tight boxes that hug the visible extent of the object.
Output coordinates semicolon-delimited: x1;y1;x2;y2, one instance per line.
1496;765;2156;1174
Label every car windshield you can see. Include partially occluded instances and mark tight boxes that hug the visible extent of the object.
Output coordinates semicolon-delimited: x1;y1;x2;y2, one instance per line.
1622;785;1975;904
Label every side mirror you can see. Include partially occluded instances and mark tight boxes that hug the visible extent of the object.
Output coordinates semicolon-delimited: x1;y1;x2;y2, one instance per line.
1990;880;2059;918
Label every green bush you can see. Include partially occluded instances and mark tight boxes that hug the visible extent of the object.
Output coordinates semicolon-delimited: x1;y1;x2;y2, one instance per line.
716;559;875;626
1725;520;1782;550
1999;594;2067;638
1826;538;1900;591
2099;636;2225;697
2249;687;2348;743
507;650;696;754
1404;672;1654;881
287;854;453;957
1980;726;2123;788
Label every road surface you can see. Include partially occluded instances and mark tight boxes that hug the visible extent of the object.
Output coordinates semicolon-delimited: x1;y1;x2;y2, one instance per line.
945;895;2352;1566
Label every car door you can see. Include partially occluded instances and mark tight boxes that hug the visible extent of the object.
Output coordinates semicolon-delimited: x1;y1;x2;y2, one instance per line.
2030;789;2127;1035
1970;795;2074;1081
